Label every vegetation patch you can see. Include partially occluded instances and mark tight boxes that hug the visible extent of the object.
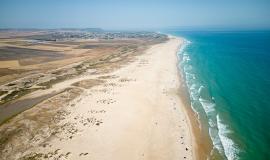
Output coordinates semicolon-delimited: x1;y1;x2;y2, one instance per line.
38;75;72;89
0;88;38;105
0;90;8;97
72;79;104;89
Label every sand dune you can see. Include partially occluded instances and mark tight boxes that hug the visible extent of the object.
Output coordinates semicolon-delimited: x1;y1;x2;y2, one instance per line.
37;37;194;159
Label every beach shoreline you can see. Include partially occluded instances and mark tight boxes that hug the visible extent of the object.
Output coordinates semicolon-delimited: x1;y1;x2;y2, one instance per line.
0;36;199;160
41;36;196;160
174;38;213;160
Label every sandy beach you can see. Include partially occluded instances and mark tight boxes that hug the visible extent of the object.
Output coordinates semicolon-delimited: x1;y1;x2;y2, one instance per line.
0;36;196;160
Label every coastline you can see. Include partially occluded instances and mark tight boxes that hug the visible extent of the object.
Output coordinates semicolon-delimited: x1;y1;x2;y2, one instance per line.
174;37;212;160
1;36;197;160
175;37;213;160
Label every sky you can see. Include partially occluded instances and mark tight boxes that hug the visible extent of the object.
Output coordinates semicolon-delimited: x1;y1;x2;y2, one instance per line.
0;0;270;30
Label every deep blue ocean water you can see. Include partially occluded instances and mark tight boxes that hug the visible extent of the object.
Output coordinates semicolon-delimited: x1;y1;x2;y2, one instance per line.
166;30;270;160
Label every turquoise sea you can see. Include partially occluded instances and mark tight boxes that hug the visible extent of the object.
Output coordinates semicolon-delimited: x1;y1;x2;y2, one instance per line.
167;30;270;160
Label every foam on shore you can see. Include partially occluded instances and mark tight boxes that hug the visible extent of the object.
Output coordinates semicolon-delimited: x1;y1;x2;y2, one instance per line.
176;39;240;160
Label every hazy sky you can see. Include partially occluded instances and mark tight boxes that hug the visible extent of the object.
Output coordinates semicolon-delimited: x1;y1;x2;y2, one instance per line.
0;0;270;30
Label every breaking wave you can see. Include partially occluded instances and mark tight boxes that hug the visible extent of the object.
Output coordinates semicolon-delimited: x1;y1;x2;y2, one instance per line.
177;39;240;160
